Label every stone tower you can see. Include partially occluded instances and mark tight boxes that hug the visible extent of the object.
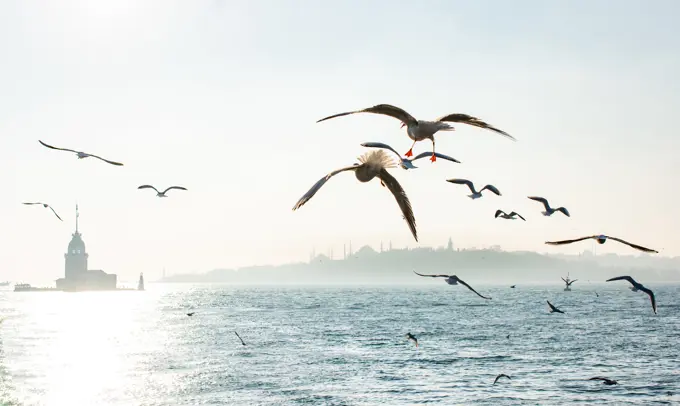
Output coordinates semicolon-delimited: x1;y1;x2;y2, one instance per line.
64;204;88;280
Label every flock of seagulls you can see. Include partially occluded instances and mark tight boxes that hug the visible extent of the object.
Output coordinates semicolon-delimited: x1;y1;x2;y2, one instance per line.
22;140;189;221
294;102;660;315
18;101;662;391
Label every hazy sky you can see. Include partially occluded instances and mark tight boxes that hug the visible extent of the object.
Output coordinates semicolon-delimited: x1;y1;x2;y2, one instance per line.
2;0;679;283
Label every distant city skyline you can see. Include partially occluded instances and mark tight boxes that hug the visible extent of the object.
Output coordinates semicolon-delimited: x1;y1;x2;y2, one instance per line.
3;1;679;282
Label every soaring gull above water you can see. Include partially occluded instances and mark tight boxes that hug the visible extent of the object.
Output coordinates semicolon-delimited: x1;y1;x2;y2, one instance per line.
413;271;491;300
317;104;515;161
360;142;461;169
234;331;246;346
606;276;657;314
405;332;418;347
589;377;618;386
39;140;123;166
138;185;188;198
495;210;525;221
292;150;418;241
527;196;569;217
22;202;62;221
547;301;564;314
545;235;658;254
447;179;501;199
562;277;578;288
494;374;511;384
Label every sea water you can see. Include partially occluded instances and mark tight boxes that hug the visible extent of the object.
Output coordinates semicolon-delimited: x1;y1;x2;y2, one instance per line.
1;284;678;405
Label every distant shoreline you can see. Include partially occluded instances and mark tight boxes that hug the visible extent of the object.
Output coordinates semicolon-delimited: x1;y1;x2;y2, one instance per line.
159;246;680;285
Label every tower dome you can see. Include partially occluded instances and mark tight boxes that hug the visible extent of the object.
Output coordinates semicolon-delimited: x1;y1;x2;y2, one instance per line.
68;232;86;254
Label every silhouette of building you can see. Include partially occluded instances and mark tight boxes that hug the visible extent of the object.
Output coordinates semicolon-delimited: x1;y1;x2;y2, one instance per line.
55;205;117;291
447;237;454;251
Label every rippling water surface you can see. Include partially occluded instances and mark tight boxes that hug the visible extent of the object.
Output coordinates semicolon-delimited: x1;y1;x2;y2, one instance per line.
1;283;679;405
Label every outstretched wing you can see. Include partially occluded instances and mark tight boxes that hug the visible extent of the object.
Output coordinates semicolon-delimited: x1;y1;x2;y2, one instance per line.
637;286;658;314
545;236;596;246
38;140;78;154
494;209;506;218
48;205;63;221
446;178;475;194
22;202;43;206
317;104;418;126
480;184;502;196
457;277;492;300
494;374;511;384
161;186;188;195
589;377;608;382
413;270;450;278
88;153;124;166
608;236;658;253
509;212;526;221
411;151;461;164
138;185;161;194
292;166;357;211
556;207;570;217
234;331;246;345
606;275;637;285
378;168;417;241
360;142;402;160
547;300;563;313
436;113;515;140
528;196;551;211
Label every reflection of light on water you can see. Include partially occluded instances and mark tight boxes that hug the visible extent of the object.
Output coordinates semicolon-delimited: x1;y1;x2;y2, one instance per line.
6;291;153;406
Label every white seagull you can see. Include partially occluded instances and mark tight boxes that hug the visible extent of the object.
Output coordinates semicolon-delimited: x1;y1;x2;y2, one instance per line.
545;235;658;253
527;196;569;217
22;202;62;221
317;104;515;161
361;142;461;169
292;150;417;241
138;185;188;198
494;210;525;221
39;140;123;166
447;179;501;199
413;271;491;300
606;275;657;314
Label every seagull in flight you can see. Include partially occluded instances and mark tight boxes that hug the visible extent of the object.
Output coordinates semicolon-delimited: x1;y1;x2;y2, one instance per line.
186;312;195;316
234;331;246;346
413;271;491;300
317;104;515;161
360;142;461;169
494;374;511;384
510;285;516;288
547;300;564;314
527;196;569;217
22;202;62;221
138;185;188;198
39;140;123;166
589;377;618;386
606;276;657;314
495;210;525;221
447;179;501;199
292;150;418;241
545;235;658;254
562;277;578;288
405;332;418;347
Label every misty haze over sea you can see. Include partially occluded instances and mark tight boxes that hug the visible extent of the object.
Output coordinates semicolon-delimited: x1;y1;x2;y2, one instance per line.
161;242;680;286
